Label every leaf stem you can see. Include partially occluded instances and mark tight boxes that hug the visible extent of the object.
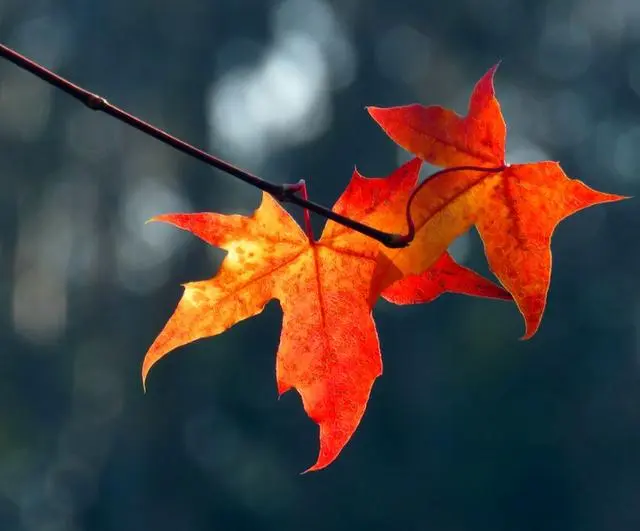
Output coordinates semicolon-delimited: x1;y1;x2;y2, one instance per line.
395;164;507;246
0;43;408;248
297;179;314;241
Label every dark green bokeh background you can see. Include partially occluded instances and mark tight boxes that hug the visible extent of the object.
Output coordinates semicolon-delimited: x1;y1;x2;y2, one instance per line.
1;1;639;530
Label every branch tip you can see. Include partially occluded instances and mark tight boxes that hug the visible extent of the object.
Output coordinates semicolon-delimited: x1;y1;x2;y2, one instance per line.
381;233;411;249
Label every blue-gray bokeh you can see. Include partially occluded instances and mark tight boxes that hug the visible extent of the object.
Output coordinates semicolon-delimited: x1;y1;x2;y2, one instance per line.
0;1;639;530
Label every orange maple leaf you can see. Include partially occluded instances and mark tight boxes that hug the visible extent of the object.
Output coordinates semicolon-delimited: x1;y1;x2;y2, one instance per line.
368;65;627;337
142;159;508;471
142;161;421;472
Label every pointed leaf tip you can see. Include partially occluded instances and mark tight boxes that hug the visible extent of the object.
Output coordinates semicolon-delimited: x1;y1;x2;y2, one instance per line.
381;252;512;305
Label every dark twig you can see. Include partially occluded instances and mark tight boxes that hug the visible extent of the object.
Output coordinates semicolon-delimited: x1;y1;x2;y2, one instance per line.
0;43;410;248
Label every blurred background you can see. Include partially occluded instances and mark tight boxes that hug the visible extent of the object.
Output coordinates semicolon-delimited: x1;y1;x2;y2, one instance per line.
0;0;639;530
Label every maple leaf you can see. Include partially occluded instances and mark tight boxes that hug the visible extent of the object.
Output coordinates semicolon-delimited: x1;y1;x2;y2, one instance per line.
143;160;422;472
368;65;627;338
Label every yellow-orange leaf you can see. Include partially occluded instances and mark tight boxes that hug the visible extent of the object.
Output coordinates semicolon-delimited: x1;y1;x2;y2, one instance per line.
143;160;422;471
368;65;627;337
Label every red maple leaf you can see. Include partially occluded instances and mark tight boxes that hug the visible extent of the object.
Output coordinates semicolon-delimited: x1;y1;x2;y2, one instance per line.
368;65;627;337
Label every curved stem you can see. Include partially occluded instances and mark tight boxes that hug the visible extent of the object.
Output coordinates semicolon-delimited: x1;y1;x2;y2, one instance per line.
395;164;507;246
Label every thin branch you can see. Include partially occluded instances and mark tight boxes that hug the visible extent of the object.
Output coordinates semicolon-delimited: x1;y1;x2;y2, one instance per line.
0;43;409;248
